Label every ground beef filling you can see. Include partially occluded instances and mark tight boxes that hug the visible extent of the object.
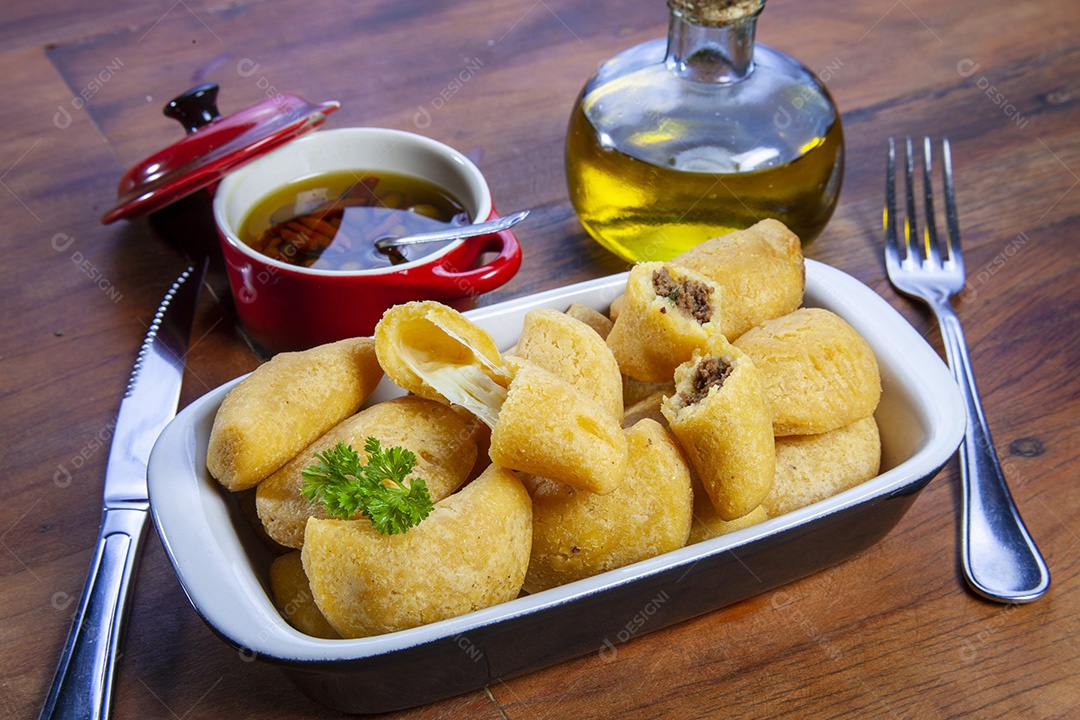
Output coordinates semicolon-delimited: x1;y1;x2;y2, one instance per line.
651;266;713;324
679;357;732;406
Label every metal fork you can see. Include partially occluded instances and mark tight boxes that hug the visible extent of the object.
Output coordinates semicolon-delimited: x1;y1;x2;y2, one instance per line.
884;136;1050;603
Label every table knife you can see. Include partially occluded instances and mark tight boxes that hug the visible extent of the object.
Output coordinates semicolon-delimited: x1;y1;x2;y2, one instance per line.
39;261;206;720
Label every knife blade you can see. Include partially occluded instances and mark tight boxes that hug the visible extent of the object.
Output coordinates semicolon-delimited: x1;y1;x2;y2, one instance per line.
39;261;206;720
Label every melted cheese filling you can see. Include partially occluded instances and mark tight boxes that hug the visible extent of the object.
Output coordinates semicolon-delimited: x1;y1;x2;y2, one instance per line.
398;319;510;428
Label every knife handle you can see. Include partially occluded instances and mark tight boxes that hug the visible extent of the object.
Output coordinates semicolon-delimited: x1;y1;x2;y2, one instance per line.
39;507;150;720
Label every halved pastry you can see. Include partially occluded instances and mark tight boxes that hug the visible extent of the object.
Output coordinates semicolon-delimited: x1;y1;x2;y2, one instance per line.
687;474;769;544
661;335;775;521
606;262;723;383
673;218;805;340
374;300;510;427
376;303;628;495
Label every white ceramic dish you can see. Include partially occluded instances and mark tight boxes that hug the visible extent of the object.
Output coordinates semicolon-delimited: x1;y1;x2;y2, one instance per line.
148;260;965;713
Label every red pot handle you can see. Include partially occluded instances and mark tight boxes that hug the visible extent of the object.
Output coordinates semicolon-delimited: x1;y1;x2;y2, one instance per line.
425;215;522;297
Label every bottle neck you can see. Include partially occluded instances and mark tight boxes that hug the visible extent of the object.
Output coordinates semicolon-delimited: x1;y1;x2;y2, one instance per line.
664;11;757;83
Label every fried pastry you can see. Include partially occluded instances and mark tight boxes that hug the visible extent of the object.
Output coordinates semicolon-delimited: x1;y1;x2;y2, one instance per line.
374;300;510;427
662;336;775;521
513;309;623;419
565;302;614;339
763;415;881;517
377;303;628;495
606;262;723;383
617;398;770;541
255;396;476;548
733;308;881;436
302;464;531;639
688;474;769;544
673;218;804;340
207;337;384;491
491;358;628;495
269;551;341;639
523;419;693;593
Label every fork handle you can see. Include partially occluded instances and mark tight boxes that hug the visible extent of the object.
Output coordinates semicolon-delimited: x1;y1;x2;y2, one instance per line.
935;304;1050;603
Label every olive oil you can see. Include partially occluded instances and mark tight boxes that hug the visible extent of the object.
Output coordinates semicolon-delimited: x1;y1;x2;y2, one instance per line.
565;0;845;263
566;101;843;262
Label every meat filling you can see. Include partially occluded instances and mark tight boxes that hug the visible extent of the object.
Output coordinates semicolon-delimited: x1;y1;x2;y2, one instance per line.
679;357;732;406
652;266;713;324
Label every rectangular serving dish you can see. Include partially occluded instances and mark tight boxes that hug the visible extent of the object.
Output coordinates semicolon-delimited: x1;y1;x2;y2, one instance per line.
147;260;965;714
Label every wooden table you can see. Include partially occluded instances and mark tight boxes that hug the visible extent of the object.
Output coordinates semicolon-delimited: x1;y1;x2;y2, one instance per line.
3;0;1077;717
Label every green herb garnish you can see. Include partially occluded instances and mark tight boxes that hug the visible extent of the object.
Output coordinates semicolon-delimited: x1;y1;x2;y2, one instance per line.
300;438;434;535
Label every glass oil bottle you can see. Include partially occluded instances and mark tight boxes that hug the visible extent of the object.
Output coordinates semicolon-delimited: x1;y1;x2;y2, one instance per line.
565;0;844;262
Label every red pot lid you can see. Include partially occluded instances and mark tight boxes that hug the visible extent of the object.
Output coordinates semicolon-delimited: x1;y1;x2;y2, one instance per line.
101;83;339;224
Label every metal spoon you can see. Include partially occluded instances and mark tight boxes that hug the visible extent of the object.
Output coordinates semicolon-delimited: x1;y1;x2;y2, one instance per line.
374;210;529;251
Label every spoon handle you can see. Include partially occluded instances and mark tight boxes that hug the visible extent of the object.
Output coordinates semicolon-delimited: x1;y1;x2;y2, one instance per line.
375;210;529;250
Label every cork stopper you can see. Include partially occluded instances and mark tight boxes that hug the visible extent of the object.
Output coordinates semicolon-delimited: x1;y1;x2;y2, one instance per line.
667;0;764;26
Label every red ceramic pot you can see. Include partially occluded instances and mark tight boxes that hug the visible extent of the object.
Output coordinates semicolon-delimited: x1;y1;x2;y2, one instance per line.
102;85;522;353
212;128;521;352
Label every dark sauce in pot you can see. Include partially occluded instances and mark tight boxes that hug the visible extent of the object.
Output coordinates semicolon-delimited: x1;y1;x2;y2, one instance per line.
239;170;471;270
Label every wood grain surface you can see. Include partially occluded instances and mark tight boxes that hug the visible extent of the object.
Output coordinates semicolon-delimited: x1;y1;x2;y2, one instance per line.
1;0;1077;718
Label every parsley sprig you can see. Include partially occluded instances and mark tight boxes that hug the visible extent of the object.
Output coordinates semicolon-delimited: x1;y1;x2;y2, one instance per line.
301;438;434;535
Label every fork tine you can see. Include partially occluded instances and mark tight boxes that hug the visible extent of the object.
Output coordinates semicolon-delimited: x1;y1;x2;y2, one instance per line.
921;137;944;267
884;137;901;272
903;137;920;265
941;138;966;276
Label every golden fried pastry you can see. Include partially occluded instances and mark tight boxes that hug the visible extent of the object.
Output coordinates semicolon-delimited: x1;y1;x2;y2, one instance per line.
269;551;341;639
374;301;510;426
491;358;628;495
673;218;804;340
662;336;775;521
513;309;623;419
523;419;693;593
565;302;614;339
378;303;628;494
763;416;881;517
606;262;723;383
302;465;531;639
733;308;881;436
617;402;769;542
688;473;768;544
255;396;476;549
207;337;384;491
